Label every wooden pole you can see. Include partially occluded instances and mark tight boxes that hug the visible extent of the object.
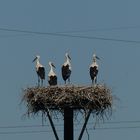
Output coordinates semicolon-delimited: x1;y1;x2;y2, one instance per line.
64;108;74;140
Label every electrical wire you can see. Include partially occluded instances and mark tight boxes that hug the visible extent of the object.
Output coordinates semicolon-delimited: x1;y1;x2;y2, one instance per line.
0;27;140;44
0;130;52;135
55;25;140;34
0;124;49;129
90;125;140;131
0;125;140;135
0;120;140;129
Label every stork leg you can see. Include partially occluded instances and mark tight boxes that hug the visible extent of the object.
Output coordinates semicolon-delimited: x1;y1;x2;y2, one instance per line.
95;76;97;84
68;77;70;84
92;77;97;87
92;79;93;84
38;76;40;87
64;80;67;85
41;79;43;87
92;77;96;86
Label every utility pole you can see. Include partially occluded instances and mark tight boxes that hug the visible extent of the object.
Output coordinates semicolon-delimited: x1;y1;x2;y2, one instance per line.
64;107;74;140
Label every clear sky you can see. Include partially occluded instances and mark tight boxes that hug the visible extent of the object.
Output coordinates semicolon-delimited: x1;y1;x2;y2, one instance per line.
0;0;140;140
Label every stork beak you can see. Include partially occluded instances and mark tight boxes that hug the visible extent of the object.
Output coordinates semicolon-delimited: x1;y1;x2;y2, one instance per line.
51;63;56;68
96;56;100;60
32;57;37;62
68;55;71;60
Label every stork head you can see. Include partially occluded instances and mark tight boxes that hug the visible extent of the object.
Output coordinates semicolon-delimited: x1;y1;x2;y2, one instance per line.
65;53;71;60
49;61;56;68
32;55;40;62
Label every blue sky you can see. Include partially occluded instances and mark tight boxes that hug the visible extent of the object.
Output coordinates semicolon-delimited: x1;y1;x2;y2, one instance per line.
0;0;140;139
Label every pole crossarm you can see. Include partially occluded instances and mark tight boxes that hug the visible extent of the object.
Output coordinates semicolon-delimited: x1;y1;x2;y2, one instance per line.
46;108;59;140
78;110;92;140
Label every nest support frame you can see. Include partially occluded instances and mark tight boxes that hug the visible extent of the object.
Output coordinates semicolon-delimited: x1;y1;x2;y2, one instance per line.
22;84;113;140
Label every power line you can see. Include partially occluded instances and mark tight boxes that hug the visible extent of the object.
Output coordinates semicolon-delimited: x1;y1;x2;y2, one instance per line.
0;125;140;135
55;25;140;34
0;27;140;44
91;125;140;131
0;130;52;135
0;123;63;129
102;120;140;124
1;120;140;129
0;124;49;129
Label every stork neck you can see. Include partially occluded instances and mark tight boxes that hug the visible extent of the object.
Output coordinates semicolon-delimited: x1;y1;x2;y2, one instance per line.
49;64;56;76
66;56;70;64
49;64;54;73
50;66;53;73
36;59;40;65
93;57;96;62
92;61;97;66
64;58;71;67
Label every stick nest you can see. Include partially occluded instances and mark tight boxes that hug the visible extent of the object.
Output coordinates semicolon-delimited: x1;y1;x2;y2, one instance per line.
22;84;113;117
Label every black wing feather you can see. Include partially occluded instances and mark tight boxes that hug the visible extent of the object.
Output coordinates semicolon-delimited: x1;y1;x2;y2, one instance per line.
37;67;45;79
61;65;71;81
90;66;98;80
48;75;57;85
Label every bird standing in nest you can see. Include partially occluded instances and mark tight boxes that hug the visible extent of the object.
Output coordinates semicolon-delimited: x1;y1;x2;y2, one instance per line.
61;53;72;84
33;55;45;87
48;62;57;86
90;53;100;85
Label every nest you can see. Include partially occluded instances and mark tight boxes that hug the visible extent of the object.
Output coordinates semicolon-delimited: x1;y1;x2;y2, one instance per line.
22;84;113;119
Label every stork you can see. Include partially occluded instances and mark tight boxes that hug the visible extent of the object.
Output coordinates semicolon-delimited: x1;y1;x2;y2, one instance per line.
33;55;45;87
61;53;72;84
90;53;100;84
48;62;57;86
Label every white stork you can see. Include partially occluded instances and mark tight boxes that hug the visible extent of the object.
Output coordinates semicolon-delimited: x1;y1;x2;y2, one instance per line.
48;62;57;86
33;55;45;87
61;53;72;84
90;53;100;84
